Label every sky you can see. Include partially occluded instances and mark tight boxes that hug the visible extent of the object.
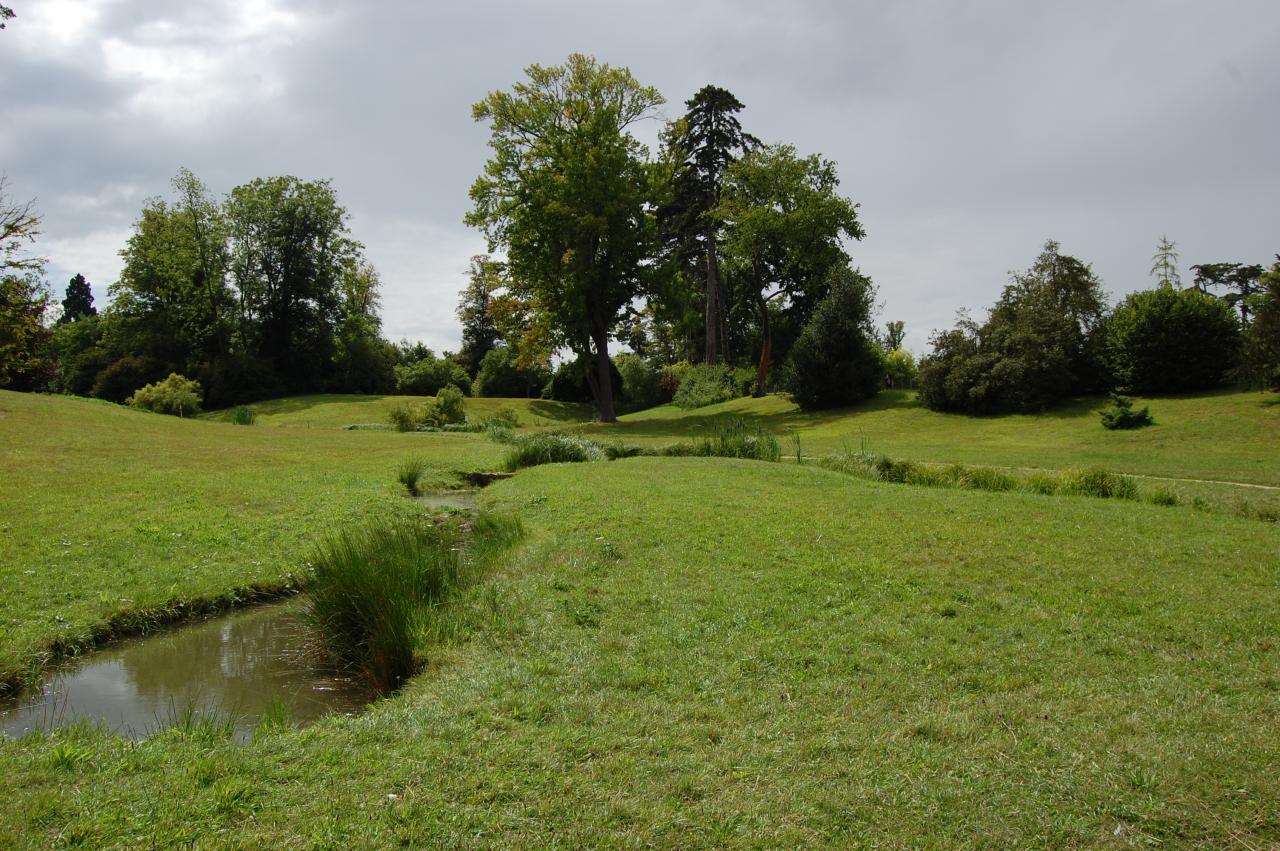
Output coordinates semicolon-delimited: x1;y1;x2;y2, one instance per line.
2;0;1277;355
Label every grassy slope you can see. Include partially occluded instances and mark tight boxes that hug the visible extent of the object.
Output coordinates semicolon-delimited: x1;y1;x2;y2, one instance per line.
201;393;592;430
0;390;515;687
1;458;1277;847
592;389;1280;486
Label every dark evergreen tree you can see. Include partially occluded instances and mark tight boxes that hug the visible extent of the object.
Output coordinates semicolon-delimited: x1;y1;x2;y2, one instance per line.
58;273;96;324
1191;262;1265;326
455;255;501;377
784;266;884;410
659;85;759;365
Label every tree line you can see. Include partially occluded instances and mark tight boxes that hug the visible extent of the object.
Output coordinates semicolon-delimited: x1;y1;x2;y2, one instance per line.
3;53;1278;416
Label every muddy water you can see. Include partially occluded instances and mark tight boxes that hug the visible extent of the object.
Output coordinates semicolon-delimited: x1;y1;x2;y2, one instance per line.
1;602;372;743
416;489;477;512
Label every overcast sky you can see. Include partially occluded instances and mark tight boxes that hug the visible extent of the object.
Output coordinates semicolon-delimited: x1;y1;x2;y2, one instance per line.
2;0;1277;354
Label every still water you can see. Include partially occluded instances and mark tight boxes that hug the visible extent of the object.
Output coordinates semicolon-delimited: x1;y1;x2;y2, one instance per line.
1;602;372;743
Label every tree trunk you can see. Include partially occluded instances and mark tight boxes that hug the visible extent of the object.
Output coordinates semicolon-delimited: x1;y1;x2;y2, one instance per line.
754;291;771;397
588;306;616;423
704;224;722;366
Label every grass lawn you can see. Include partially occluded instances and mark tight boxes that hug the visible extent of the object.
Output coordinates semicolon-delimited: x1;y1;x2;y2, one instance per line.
2;389;1278;846
0;457;1277;846
591;388;1280;486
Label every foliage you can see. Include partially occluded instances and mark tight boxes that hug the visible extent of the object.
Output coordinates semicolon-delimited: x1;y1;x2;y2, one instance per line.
431;384;466;426
1150;235;1181;289
884;320;906;351
395;353;471;397
126;372;204;417
699;417;781;461
1105;286;1239;393
91;355;168;403
454;255;502;377
473;345;550;398
47;314;108;395
884;348;917;388
614;352;663;409
1239;259;1280;390
503;431;608;470
1;175;44;277
57;274;96;324
0;273;52;390
467;53;664;422
658;85;759;365
544;356;622;404
1098;394;1153;430
783;265;883;410
396;459;427;496
229;405;256;426
918;241;1107;414
717;144;864;395
1191;261;1265;326
672;363;747;409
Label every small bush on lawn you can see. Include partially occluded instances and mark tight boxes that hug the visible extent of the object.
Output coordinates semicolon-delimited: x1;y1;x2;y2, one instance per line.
1059;468;1139;500
126;373;204;417
503;432;608;471
1100;394;1154;430
387;384;467;431
229;405;256;426
672;364;742;409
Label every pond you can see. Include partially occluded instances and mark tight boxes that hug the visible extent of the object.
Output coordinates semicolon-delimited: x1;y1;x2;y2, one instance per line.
1;601;372;744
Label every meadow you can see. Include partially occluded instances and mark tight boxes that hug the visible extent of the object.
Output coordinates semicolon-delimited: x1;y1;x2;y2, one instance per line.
1;387;1278;846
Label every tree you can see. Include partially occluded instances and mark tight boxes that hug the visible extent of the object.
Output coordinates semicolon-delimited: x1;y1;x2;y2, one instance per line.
0;6;13;29
783;265;883;410
1240;257;1280;391
58;274;96;324
1192;262;1265;326
1105;286;1240;393
466;54;664;422
919;241;1107;413
884;320;906;350
659;85;759;366
1150;235;1181;289
2;175;44;277
716;144;864;395
455;255;501;377
0;179;50;389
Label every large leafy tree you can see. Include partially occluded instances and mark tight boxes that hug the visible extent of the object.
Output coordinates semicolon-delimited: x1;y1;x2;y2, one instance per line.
466;53;663;422
716;144;864;395
1105;286;1240;393
1240;257;1280;390
919;241;1107;413
659;85;758;365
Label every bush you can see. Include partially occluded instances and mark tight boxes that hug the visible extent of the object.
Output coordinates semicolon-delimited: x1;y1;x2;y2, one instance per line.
91;355;169;403
1239;262;1280;391
126;373;203;417
1099;394;1153;430
229;405;256;426
503;432;607;471
474;346;549;398
1105;286;1240;393
614;353;662;409
1058;468;1139;500
395;356;471;397
672;364;741;409
784;267;884;410
387;385;466;431
543;356;623;404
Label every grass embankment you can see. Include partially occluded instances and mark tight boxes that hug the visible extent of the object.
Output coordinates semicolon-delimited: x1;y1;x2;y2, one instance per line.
0;390;518;692
201;393;591;430
1;458;1277;846
597;388;1280;485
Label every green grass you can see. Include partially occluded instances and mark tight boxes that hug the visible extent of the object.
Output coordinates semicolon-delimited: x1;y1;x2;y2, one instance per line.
2;388;1279;846
0;390;506;692
590;388;1280;486
1;458;1277;846
201;393;593;430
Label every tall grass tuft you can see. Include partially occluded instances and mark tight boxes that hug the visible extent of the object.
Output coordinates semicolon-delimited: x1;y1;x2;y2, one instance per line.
503;432;607;470
396;459;428;496
305;514;522;693
229;405;256;426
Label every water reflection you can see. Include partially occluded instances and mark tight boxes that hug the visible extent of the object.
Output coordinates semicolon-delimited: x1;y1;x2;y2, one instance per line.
1;602;371;743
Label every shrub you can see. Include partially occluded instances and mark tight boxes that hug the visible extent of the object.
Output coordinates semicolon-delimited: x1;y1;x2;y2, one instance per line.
397;459;428;496
1105;286;1240;393
672;364;741;409
126;373;204;417
229;405;256;426
199;354;282;409
884;348;918;389
474;346;550;398
614;352;663;409
91;355;168;403
1146;488;1180;507
1058;468;1139;500
783;267;884;410
1099;394;1153;430
1239;261;1280;391
429;384;466;426
395;356;471;397
388;403;420;432
543;356;622;404
656;362;688;403
503;432;607;471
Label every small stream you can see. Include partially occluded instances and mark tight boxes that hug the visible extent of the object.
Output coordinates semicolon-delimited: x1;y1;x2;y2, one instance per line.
0;601;372;744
